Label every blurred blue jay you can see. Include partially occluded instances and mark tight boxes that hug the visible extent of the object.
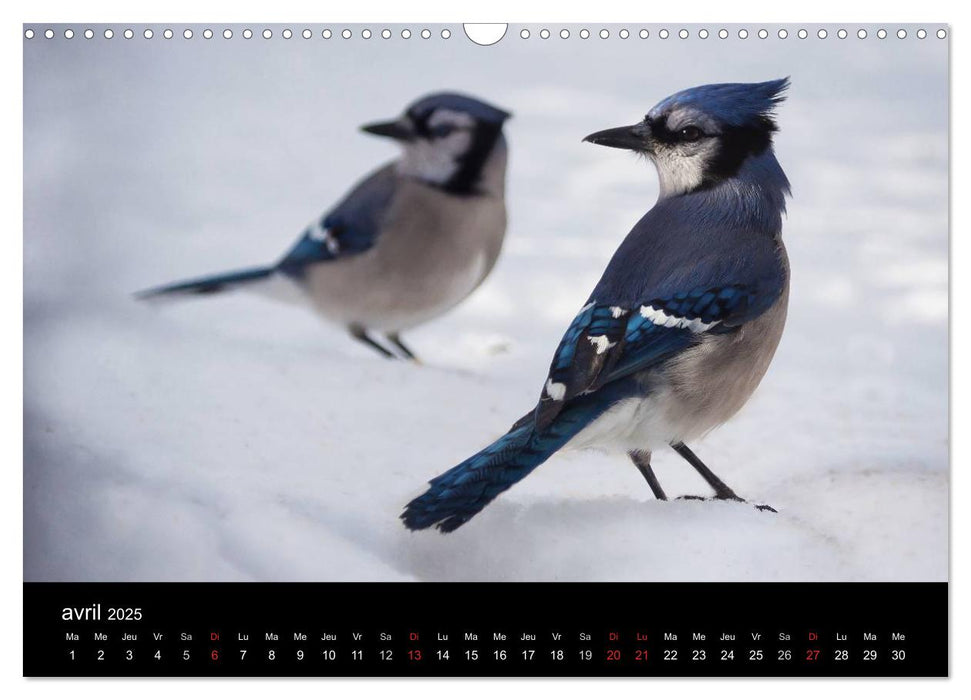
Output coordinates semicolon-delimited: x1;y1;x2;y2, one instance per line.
137;93;511;360
403;79;792;532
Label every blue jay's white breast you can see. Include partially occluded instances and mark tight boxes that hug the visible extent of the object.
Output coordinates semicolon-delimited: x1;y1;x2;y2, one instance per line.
566;284;789;453
300;177;506;332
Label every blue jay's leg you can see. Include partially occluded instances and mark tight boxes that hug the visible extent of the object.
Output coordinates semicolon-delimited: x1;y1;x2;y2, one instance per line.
386;332;421;363
672;442;778;512
671;442;741;501
628;450;667;501
348;324;396;359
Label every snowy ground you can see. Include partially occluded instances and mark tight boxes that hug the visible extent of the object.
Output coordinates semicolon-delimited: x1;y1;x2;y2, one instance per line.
24;25;948;581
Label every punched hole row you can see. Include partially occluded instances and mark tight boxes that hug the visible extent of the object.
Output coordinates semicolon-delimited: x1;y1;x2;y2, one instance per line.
23;27;456;41
516;27;946;40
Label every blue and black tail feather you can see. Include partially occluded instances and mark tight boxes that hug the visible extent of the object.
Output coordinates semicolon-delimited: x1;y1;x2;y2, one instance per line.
134;266;274;300
401;392;625;533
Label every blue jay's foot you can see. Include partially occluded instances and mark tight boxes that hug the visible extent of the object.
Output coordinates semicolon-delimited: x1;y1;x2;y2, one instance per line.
628;450;667;500
386;332;422;364
675;494;777;513
349;325;396;359
675;494;743;503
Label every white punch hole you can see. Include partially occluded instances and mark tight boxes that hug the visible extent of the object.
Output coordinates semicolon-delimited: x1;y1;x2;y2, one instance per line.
463;24;507;46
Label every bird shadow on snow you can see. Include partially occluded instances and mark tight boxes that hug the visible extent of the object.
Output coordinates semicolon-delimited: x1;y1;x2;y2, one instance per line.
282;493;853;582
392;498;855;582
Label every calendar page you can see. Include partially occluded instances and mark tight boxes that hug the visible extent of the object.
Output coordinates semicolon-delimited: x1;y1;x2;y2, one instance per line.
22;21;948;677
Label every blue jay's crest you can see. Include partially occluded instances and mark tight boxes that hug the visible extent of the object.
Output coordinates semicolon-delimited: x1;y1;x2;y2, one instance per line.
584;78;791;196
650;78;790;131
406;92;511;126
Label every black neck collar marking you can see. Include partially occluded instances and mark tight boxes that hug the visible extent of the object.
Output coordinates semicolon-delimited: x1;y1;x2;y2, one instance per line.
704;119;775;184
439;122;503;196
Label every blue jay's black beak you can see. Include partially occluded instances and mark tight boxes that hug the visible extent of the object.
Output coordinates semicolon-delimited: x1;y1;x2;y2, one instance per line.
361;119;413;142
583;123;650;152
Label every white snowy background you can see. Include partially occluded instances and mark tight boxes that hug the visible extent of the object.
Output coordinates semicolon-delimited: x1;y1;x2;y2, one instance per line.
24;25;948;581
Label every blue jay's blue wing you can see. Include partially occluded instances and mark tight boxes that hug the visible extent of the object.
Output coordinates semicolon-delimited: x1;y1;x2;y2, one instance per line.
276;163;398;277
603;282;770;380
531;190;789;429
535;265;785;431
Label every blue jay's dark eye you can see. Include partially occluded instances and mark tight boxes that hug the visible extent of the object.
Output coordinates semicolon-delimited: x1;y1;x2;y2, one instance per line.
679;125;703;142
430;124;456;138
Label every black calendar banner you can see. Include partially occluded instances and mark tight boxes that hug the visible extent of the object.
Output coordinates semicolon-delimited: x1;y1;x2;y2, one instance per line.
24;582;947;677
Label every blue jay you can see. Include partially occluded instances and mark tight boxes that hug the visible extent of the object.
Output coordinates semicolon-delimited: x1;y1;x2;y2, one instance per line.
137;93;511;360
403;79;792;532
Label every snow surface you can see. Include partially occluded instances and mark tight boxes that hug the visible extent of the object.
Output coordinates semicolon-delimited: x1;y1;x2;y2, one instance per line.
24;26;948;581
